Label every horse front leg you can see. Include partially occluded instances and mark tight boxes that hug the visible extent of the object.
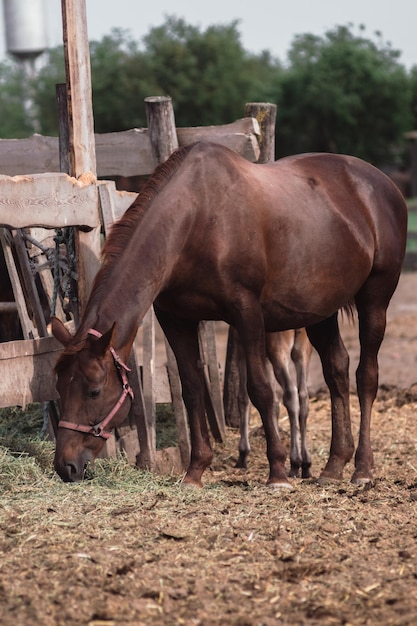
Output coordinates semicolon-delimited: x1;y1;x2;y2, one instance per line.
154;308;213;487
307;314;355;482
235;311;291;489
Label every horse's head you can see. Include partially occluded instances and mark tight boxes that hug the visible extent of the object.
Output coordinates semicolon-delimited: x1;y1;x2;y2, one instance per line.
51;317;134;482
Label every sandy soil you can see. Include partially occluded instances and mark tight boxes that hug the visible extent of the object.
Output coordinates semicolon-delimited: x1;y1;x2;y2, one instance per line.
1;273;417;626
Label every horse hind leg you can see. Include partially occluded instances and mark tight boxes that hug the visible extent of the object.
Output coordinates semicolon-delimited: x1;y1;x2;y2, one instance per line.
235;336;251;469
307;314;355;483
353;282;393;484
235;308;291;489
266;331;303;478
292;329;313;478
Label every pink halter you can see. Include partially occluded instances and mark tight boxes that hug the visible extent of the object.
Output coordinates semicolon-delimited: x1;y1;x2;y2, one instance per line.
58;328;134;440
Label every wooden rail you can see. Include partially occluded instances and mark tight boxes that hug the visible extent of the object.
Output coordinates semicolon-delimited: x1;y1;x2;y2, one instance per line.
0;118;260;178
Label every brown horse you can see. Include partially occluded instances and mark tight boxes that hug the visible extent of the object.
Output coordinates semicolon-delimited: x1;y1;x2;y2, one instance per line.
235;329;312;477
51;141;407;487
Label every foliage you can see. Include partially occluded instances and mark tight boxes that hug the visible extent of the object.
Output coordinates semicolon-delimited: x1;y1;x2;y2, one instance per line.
0;61;34;137
0;19;415;167
140;17;281;127
33;47;66;135
275;25;412;164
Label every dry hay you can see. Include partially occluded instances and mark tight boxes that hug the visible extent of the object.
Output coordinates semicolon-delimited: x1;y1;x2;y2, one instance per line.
1;386;417;626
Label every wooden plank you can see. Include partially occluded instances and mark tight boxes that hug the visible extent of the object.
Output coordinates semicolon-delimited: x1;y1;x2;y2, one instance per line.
198;321;226;441
0;135;60;175
177;117;260;162
0;302;17;313
0;229;37;339
12;229;48;336
0;336;63;408
96;129;154;177
142;308;156;450
0;117;260;178
0;172;98;229
164;341;190;469
127;348;156;469
97;181;137;232
27;228;66;320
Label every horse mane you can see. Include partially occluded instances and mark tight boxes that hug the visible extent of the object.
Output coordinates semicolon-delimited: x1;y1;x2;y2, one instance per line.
99;143;195;276
54;143;197;368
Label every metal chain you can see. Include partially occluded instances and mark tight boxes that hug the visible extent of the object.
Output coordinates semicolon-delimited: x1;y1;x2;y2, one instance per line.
22;228;78;318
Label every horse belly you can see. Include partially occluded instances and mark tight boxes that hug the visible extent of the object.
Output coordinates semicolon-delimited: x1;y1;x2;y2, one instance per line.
261;254;372;331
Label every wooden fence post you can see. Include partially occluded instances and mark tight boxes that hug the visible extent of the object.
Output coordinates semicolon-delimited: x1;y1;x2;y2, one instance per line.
61;0;100;314
144;96;226;468
144;96;191;468
223;103;277;428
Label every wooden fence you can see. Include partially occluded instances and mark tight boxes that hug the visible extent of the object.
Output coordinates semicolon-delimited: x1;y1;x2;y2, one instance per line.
0;84;269;475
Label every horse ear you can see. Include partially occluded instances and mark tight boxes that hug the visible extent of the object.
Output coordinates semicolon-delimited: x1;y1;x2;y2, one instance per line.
51;316;73;347
90;323;117;358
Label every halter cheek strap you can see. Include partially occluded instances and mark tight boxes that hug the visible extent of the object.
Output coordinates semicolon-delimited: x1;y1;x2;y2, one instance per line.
58;328;134;440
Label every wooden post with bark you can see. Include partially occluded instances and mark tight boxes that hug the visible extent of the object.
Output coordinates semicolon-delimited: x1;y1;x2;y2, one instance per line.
61;0;100;314
144;96;226;466
223;102;277;428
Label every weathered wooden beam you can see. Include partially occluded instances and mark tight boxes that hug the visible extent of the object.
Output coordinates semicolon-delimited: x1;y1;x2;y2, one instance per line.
0;172;98;229
177;117;260;163
0;302;17;313
0;117;260;178
0;336;63;408
61;0;101;315
61;0;96;178
223;103;277;428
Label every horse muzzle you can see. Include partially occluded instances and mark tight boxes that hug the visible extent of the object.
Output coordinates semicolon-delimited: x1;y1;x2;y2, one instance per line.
54;447;94;482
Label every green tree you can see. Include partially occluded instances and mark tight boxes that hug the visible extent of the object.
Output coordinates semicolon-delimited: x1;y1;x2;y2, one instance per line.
274;25;411;165
141;16;279;127
33;19;279;135
33;46;66;135
408;65;417;131
0;60;33;138
4;17;415;172
88;29;156;132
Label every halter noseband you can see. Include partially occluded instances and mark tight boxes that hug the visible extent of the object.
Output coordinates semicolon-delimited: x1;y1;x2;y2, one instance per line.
58;328;134;440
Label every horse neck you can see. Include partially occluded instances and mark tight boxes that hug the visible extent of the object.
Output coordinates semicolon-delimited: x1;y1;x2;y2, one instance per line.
79;196;192;356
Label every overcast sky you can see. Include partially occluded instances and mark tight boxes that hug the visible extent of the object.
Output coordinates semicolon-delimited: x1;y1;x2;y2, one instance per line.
0;0;415;69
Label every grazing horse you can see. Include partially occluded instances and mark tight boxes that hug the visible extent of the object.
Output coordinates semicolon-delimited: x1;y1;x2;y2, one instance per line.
235;328;312;478
51;141;407;487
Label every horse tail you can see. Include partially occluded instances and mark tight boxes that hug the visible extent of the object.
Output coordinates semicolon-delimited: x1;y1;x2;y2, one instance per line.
340;302;356;323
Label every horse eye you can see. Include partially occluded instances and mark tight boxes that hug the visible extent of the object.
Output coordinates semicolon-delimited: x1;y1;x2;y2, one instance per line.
88;389;101;399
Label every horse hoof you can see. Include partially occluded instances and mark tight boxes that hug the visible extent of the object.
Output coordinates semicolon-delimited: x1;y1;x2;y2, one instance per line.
317;474;342;486
351;474;374;486
181;478;203;489
267;481;294;491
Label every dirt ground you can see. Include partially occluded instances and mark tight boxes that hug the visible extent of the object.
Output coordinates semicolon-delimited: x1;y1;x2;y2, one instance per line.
1;273;417;626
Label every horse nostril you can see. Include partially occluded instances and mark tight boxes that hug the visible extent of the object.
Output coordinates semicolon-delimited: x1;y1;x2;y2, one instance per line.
67;463;78;481
57;462;84;483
